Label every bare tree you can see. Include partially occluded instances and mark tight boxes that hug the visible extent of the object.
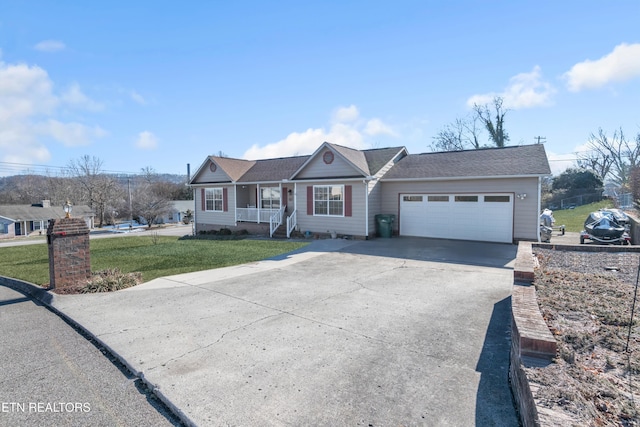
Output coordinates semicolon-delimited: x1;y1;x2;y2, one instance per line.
431;115;481;151
433;96;509;152
67;155;123;227
577;127;640;190
131;168;173;227
473;97;510;147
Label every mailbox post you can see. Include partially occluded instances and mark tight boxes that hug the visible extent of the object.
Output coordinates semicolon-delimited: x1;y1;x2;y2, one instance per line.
47;217;91;290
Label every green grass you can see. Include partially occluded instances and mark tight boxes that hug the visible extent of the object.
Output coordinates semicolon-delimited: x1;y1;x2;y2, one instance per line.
0;236;308;286
551;200;615;232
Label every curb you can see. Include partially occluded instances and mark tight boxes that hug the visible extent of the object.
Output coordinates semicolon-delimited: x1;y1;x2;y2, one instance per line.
0;275;198;427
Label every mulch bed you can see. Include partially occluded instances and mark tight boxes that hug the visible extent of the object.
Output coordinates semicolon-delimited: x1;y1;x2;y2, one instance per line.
531;247;640;426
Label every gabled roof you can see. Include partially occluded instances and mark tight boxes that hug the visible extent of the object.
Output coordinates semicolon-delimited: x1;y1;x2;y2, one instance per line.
238;155;310;182
382;144;551;180
364;146;407;175
329;143;371;175
289;142;406;179
212;157;255;181
0;204;95;222
191;143;405;185
290;142;370;178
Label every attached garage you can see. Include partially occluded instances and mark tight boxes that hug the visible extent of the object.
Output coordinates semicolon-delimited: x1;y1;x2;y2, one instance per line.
399;193;513;243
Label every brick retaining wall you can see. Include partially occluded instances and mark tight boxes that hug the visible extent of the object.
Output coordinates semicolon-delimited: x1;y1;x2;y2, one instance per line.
510;241;558;426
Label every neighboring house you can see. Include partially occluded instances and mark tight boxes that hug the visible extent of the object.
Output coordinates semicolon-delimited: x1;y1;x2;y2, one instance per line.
189;142;551;243
158;200;194;224
0;200;95;240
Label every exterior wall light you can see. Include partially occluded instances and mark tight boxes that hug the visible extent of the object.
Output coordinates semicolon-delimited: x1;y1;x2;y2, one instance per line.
63;201;73;218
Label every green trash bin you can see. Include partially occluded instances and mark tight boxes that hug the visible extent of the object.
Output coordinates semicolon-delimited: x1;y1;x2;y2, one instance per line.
375;214;395;238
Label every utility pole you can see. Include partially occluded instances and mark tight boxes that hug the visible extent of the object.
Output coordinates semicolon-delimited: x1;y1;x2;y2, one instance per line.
534;136;547;144
128;178;133;225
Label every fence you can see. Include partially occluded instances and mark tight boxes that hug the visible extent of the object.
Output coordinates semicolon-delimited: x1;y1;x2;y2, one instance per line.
618;193;633;209
559;193;603;209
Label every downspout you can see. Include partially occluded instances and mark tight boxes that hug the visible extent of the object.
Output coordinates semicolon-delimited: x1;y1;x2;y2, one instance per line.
364;180;369;239
193;188;197;236
537;176;542;242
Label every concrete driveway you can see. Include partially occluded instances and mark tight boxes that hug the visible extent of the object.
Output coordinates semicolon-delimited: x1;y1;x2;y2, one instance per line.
49;237;519;426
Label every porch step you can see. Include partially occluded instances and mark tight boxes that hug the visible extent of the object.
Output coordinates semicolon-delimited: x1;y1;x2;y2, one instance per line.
271;225;289;239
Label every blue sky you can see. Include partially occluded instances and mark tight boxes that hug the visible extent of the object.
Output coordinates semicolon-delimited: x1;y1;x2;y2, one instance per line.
1;1;639;177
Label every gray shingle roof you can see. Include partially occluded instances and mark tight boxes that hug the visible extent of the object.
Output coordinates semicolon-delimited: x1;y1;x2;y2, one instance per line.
382;144;551;180
363;147;406;175
328;143;370;175
238;155;311;182
210;157;255;181
0;204;95;222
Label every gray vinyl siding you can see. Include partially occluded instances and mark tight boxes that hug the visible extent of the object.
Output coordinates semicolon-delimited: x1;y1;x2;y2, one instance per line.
296;180;368;237
296;151;363;179
193;161;232;183
367;156;402;237
194;185;236;230
380;177;540;240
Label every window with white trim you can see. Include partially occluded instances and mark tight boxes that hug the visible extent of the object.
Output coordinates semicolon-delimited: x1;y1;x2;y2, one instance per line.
261;187;280;209
314;185;344;216
205;188;223;211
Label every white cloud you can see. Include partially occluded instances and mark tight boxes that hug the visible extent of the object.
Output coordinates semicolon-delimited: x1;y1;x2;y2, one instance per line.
61;83;103;111
467;66;556;110
0;58;105;170
364;118;397;137
0;62;58;121
135;131;158;150
332;105;359;123
243;106;395;159
130;90;146;105
564;43;640;92
34;40;66;53
40;120;107;147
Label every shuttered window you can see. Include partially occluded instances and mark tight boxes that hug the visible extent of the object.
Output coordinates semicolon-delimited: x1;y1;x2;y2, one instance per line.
203;188;227;212
314;185;344;216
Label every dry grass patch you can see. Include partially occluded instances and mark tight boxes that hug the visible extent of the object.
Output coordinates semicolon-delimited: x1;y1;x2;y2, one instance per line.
532;248;640;426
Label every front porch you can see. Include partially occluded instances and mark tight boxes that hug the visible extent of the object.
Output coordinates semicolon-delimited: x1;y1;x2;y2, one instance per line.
235;205;298;238
234;183;297;237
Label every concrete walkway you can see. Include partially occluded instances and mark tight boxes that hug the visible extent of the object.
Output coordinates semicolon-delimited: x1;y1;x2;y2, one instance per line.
15;237;519;426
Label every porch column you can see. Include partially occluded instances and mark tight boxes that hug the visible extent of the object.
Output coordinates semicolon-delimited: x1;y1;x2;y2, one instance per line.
234;185;238;225
257;183;261;224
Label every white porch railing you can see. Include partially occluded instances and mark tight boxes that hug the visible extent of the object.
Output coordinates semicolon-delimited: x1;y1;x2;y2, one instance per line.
236;207;281;223
269;205;286;237
286;209;297;238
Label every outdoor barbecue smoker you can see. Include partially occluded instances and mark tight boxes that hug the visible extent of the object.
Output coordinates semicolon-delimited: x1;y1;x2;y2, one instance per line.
580;208;631;245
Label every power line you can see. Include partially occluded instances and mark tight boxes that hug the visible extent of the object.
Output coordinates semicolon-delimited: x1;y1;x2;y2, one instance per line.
0;161;141;177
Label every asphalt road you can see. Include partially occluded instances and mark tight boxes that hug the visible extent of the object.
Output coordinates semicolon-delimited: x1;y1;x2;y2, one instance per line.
0;285;184;427
0;224;194;248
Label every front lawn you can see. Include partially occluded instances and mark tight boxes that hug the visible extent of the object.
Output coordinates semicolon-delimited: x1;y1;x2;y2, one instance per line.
0;236;308;286
551;200;615;232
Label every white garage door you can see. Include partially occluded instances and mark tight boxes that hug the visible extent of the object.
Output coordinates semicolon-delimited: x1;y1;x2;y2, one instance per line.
399;194;513;243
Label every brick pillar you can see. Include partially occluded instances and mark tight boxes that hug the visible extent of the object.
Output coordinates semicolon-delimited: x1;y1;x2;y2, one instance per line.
47;218;91;290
